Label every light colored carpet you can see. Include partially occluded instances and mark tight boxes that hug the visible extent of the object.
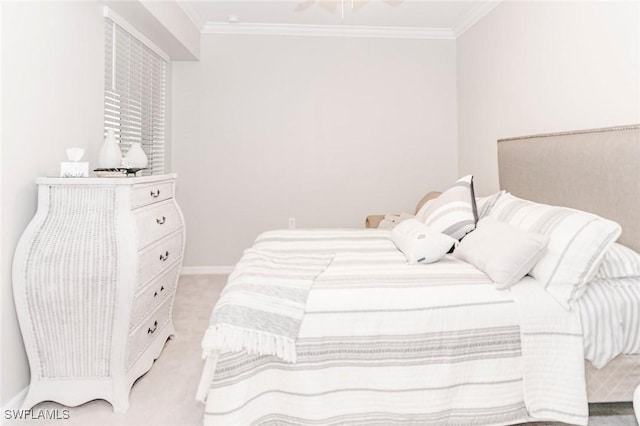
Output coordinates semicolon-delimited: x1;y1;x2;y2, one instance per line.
8;274;637;426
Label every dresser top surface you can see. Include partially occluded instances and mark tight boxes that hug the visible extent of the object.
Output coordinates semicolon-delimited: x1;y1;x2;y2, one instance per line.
36;173;177;185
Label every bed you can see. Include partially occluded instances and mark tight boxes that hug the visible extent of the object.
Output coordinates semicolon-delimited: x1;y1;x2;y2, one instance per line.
498;124;640;407
196;124;640;425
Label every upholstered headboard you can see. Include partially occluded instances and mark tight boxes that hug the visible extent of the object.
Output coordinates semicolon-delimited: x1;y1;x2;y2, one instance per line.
498;124;640;252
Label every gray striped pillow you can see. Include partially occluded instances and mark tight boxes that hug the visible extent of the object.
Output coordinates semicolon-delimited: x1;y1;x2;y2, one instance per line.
476;190;505;220
488;193;621;308
596;243;640;279
578;276;640;368
416;175;478;240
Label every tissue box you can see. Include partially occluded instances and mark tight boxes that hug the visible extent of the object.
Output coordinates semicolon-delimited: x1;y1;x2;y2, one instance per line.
60;162;89;178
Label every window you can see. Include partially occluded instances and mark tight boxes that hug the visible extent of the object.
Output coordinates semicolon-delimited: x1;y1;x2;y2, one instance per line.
104;15;167;175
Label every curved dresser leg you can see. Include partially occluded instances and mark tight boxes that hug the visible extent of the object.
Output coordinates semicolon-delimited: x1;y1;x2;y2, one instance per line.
20;388;38;411
634;384;639;424
111;389;130;414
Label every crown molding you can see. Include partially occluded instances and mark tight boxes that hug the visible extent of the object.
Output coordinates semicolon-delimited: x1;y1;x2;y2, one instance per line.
202;22;456;40
176;0;205;32
452;0;503;38
190;1;501;40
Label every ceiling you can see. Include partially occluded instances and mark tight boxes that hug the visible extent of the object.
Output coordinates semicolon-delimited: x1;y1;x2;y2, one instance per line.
182;0;487;30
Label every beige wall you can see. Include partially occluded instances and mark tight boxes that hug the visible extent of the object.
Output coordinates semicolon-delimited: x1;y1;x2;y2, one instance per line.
457;1;640;195
0;2;106;404
172;35;458;267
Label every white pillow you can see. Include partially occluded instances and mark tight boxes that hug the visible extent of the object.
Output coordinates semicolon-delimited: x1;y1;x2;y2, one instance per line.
488;193;621;307
454;217;549;289
596;243;640;279
391;219;457;264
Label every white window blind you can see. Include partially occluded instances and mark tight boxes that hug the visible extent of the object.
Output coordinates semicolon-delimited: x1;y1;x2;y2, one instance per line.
104;18;166;175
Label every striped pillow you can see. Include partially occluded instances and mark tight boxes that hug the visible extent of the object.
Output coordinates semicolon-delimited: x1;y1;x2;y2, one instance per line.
596;243;640;279
578;276;640;368
488;193;621;308
476;190;505;220
417;175;478;240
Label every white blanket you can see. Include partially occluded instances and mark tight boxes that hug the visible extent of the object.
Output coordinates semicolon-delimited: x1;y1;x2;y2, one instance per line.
199;229;589;425
511;278;588;425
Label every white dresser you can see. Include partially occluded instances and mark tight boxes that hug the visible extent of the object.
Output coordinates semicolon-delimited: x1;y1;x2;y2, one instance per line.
12;174;185;413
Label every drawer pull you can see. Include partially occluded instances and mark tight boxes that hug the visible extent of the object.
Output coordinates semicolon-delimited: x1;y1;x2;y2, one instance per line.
153;285;166;298
159;251;169;262
150;189;161;198
147;320;158;335
156;216;166;225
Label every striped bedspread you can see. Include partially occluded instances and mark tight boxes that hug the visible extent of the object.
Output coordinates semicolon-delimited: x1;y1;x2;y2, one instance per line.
199;229;588;426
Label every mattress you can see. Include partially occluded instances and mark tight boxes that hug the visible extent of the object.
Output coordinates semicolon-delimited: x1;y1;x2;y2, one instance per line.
200;229;594;426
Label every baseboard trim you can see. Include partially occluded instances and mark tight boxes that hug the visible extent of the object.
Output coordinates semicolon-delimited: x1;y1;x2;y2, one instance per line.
2;386;28;411
181;266;233;275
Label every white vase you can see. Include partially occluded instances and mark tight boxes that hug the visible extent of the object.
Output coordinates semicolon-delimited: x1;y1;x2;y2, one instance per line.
98;129;122;168
124;142;148;168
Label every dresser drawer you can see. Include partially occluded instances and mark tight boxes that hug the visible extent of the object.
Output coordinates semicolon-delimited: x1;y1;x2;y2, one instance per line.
127;295;174;368
134;200;182;249
138;230;184;287
131;180;174;209
131;266;179;330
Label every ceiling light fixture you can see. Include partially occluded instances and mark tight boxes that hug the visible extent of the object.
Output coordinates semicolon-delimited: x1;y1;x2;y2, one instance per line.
294;0;402;21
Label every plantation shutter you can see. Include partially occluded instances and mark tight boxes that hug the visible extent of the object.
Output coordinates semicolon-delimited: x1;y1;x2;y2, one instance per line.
104;18;166;175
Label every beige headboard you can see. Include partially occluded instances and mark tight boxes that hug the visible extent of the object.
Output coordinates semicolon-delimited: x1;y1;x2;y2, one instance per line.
498;124;640;252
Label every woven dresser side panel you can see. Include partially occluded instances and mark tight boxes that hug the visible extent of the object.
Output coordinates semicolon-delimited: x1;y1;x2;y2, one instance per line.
24;186;119;379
